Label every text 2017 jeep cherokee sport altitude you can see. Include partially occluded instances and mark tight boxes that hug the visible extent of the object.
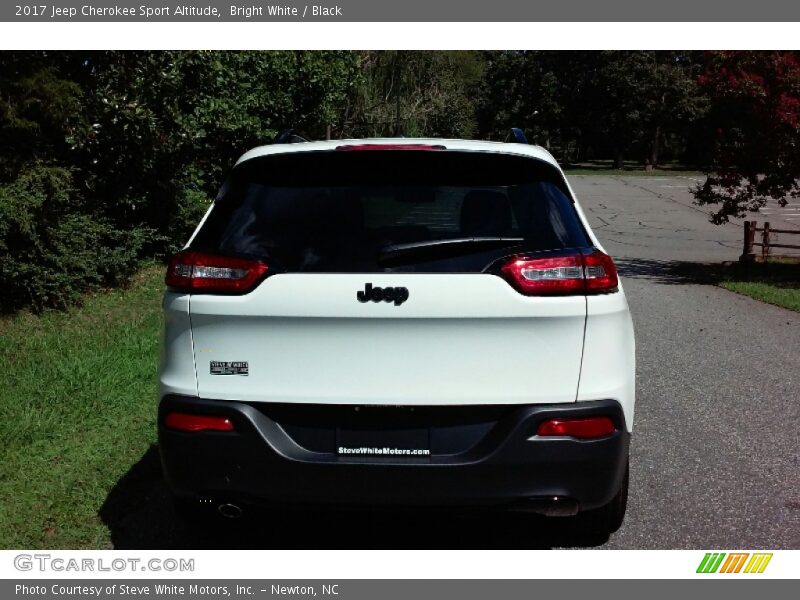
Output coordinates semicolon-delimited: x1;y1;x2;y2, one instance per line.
158;138;635;534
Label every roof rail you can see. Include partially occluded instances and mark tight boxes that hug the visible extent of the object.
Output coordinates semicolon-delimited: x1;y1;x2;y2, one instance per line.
273;129;310;144
506;128;529;144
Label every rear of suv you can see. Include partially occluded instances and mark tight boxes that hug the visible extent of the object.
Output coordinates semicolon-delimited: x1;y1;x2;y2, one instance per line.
158;138;635;535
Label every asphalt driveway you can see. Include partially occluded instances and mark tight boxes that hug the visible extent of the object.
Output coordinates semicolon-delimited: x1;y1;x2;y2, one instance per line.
570;175;800;548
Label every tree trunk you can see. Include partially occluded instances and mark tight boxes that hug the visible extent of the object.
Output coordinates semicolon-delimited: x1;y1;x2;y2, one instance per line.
613;150;624;169
649;125;661;167
577;138;589;162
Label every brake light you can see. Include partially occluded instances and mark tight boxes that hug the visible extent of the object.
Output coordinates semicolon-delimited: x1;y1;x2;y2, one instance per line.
165;250;268;294
164;412;234;433
536;417;616;439
335;144;446;151
500;250;618;296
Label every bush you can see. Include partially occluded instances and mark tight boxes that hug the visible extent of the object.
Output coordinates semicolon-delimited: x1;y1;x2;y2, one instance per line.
0;166;152;312
0;51;362;313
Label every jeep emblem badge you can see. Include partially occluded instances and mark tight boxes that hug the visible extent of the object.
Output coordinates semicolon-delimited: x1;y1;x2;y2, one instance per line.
357;283;409;306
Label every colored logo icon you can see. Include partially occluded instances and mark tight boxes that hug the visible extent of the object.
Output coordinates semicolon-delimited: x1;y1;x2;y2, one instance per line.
697;552;773;574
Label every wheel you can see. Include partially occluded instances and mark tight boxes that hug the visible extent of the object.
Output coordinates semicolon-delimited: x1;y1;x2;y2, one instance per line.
581;459;629;536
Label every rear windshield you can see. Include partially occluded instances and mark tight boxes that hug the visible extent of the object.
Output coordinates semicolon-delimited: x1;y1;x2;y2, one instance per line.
190;150;590;273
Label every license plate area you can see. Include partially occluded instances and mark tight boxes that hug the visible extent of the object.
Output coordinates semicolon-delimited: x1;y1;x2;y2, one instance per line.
336;426;430;458
257;404;510;456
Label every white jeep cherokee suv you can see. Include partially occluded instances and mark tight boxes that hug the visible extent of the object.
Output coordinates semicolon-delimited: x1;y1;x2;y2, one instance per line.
158;138;635;534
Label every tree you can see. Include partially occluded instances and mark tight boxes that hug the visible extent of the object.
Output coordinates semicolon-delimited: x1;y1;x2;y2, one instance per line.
477;51;564;147
0;51;361;311
601;51;704;168
479;51;704;167
0;52;88;182
693;51;800;223
342;51;485;138
70;51;361;243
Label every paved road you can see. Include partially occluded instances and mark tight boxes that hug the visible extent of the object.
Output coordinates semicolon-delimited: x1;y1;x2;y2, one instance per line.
105;176;799;550
573;174;799;262
570;175;800;549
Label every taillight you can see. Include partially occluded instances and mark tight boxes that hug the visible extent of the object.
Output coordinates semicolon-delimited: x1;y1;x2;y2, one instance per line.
335;144;446;151
536;416;616;439
500;250;618;296
165;250;268;294
164;412;234;433
582;250;619;293
501;253;585;295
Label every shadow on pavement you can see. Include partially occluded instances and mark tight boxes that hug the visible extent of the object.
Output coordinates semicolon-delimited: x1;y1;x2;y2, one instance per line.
100;446;610;550
614;258;699;285
615;256;800;288
613;257;744;285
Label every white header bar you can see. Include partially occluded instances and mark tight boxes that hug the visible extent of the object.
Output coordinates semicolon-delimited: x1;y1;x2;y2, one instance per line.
1;550;797;579
0;22;799;50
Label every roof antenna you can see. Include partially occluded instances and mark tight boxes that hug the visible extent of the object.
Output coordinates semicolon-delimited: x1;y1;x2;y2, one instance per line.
273;129;310;144
506;128;529;144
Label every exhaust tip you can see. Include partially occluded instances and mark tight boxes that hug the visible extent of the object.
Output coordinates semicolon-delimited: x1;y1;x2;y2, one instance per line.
218;502;243;519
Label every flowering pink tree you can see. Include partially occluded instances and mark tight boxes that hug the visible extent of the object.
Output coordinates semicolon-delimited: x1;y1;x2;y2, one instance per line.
694;51;800;224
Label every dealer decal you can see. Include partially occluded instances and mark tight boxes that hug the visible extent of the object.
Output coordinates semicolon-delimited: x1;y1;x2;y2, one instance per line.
210;361;249;375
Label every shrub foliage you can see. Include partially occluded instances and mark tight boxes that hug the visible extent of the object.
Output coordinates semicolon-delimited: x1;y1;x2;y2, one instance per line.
0;51;360;311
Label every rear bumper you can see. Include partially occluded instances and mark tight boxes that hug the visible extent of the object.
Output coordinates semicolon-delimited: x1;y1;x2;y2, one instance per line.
158;395;629;512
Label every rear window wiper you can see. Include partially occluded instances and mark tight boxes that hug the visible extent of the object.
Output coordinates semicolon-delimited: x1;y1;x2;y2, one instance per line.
377;237;525;266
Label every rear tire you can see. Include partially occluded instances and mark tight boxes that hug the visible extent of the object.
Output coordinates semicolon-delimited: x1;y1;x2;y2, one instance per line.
581;459;629;536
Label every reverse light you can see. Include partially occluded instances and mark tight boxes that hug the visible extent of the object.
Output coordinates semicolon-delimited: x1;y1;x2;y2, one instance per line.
536;417;616;439
164;412;235;433
500;250;618;296
165;250;268;294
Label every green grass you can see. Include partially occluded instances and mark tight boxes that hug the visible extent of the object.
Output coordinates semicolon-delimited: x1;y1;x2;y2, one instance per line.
720;265;800;312
0;266;164;548
679;259;800;312
720;279;800;312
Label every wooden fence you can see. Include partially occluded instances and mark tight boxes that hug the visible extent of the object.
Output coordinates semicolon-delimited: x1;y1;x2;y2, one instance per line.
741;221;800;261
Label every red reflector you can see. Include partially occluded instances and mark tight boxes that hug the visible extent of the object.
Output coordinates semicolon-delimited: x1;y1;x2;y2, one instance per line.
164;412;234;433
335;144;446;151
536;417;616;439
500;250;618;296
165;250;268;294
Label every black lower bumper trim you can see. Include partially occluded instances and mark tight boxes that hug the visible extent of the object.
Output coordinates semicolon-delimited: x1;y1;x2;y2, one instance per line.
158;395;630;511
